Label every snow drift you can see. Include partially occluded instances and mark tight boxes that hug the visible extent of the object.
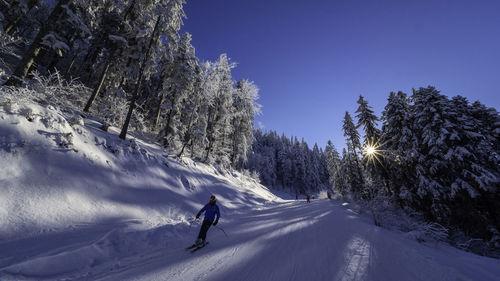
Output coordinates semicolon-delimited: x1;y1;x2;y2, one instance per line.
0;94;281;279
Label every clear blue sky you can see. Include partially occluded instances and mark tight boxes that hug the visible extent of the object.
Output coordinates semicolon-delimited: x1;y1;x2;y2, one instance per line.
180;0;500;150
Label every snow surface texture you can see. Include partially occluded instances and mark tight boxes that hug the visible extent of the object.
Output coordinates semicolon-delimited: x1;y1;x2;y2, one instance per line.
0;97;499;280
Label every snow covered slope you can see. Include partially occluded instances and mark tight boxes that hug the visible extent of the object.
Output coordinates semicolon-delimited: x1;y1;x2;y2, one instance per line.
0;97;280;278
0;97;499;280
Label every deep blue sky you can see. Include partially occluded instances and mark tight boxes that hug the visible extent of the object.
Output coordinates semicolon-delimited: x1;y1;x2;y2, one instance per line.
180;0;500;150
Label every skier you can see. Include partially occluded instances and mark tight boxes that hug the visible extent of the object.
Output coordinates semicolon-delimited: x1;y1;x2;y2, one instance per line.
306;195;310;203
194;195;220;246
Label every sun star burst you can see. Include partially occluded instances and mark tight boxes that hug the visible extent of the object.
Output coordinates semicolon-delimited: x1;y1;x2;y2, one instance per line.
363;140;384;166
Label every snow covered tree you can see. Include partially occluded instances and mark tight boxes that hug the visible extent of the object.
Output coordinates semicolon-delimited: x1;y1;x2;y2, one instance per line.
380;91;414;204
176;62;204;158
355;95;384;198
444;96;500;237
276;134;293;188
202;54;235;165
343;111;361;154
229;79;260;168
325;140;345;194
245;130;329;193
342;111;364;196
158;32;199;148
291;137;306;192
407;86;454;221
302;143;322;190
4;0;75;86
120;0;187;140
82;7;128;113
1;0;38;36
355;95;381;147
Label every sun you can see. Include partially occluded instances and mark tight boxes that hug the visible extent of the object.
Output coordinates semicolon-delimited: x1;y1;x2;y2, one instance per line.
362;140;384;166
365;145;376;155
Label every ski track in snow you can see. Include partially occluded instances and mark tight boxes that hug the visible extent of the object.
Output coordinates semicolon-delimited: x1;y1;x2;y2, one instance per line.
1;200;493;281
1;199;500;281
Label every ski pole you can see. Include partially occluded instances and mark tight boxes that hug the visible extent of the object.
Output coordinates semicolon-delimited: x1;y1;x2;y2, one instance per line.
215;226;228;237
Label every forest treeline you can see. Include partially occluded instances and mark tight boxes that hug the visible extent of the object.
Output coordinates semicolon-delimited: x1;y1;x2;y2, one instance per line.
248;89;499;254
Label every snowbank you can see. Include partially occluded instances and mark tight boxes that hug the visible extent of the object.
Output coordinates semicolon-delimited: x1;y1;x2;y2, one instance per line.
0;93;281;242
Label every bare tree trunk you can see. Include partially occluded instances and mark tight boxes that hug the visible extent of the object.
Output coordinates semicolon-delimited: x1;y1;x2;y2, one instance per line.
5;15;22;35
3;0;71;87
64;53;78;77
203;107;216;162
153;91;164;130
230;118;243;166
83;59;111;112
119;15;161;140
178;140;188;158
161;91;179;146
177;106;197;157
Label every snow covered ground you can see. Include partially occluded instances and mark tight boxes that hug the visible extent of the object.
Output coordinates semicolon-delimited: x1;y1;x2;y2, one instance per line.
0;96;499;280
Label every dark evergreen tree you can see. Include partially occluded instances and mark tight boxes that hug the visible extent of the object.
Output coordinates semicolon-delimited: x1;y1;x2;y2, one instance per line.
355;95;384;198
355;95;381;147
380;91;414;204
342;111;364;197
4;0;74;86
325;140;345;195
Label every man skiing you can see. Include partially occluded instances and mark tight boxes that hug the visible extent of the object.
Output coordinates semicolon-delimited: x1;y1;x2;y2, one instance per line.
194;195;220;246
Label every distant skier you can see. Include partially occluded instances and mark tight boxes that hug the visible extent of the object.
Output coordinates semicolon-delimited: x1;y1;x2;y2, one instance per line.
194;195;220;246
327;192;332;200
306;195;310;203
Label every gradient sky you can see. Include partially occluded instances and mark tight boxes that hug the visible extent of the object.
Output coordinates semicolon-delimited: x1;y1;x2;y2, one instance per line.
180;0;500;150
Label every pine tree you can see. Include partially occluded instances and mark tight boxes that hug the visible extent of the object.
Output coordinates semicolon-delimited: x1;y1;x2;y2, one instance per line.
343;111;361;154
229;79;260;168
409;86;458;223
202;54;235;165
325;140;345;194
4;0;73;86
445;96;500;236
120;0;186;140
355;95;381;147
342;111;364;196
2;0;38;36
355;95;384;198
83;7;128;113
176;62;203;158
276;134;292;188
380;91;414;204
158;32;199;149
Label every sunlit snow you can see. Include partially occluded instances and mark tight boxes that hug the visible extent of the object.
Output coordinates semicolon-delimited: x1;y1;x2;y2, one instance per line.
0;97;499;281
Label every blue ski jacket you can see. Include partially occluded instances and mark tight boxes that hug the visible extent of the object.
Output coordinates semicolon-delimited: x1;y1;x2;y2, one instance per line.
197;202;220;222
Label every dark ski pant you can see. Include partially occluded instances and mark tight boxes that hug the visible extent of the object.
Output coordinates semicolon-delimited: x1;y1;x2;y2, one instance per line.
198;220;212;241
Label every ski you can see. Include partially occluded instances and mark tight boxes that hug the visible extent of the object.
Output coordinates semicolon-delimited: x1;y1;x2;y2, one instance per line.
190;241;209;253
185;244;198;251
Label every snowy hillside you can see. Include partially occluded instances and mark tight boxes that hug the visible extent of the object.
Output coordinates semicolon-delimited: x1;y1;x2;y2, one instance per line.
1;97;499;280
